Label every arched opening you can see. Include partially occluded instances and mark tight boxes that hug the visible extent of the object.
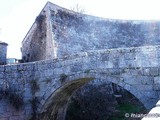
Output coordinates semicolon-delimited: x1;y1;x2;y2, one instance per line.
39;78;147;120
39;78;94;120
65;80;147;120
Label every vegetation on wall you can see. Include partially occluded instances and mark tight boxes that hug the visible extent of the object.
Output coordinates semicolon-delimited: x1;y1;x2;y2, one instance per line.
0;83;24;110
27;13;47;62
29;79;40;120
45;78;52;84
30;79;40;95
29;96;40;120
70;4;85;13
36;14;46;33
60;73;68;84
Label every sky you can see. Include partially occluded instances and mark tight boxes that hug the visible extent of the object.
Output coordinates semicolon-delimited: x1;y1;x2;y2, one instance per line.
1;0;160;59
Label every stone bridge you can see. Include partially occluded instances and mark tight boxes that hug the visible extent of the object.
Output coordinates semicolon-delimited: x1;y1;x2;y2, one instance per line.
1;1;160;120
1;45;160;119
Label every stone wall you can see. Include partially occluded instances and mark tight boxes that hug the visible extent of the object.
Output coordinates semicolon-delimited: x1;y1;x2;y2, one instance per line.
1;45;160;119
21;2;54;62
50;9;160;58
22;2;160;62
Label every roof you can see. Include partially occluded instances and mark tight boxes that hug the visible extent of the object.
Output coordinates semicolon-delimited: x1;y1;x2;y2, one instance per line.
0;41;8;46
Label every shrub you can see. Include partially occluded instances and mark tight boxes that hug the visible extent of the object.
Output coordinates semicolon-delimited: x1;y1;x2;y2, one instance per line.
30;79;40;95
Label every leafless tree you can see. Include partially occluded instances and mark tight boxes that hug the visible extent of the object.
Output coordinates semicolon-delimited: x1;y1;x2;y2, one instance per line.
70;4;85;13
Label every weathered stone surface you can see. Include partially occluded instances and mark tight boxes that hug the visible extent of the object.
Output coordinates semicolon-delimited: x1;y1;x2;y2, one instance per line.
150;67;159;76
1;1;160;120
143;68;150;76
0;42;8;65
1;44;160;119
22;2;160;62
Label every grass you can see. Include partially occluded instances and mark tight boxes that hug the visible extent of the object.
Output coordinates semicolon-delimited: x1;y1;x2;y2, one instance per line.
110;103;142;120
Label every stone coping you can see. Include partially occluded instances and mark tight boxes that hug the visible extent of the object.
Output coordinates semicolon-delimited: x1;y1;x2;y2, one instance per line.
0;41;8;46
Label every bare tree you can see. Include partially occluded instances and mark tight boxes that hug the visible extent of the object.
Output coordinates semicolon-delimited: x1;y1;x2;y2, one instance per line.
70;4;85;13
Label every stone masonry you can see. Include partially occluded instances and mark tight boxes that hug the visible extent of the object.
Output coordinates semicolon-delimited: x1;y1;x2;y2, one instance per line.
0;42;8;65
1;1;160;120
0;45;160;119
22;2;160;62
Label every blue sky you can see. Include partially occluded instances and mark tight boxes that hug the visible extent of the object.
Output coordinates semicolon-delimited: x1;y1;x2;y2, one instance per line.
1;0;160;59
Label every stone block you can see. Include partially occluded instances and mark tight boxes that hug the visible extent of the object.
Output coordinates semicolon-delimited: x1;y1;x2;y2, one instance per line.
17;64;25;71
135;59;142;67
154;77;160;84
4;66;12;72
153;85;160;91
5;73;13;79
10;65;17;71
0;66;4;72
23;64;33;71
101;54;109;61
150;67;159;76
123;76;139;85
124;84;133;92
124;53;136;60
108;69;120;75
129;68;143;75
106;61;113;68
53;68;64;75
134;85;153;91
112;58;119;68
70;65;83;72
141;76;154;85
0;72;4;79
119;58;126;68
150;58;159;67
11;72;20;78
143;68;150;76
143;99;158;109
143;91;158;99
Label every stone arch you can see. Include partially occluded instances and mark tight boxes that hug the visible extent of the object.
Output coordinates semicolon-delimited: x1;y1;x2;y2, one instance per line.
38;71;149;120
39;77;94;120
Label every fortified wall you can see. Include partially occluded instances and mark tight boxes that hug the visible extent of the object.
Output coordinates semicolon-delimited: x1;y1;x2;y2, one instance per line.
1;1;160;120
22;2;160;62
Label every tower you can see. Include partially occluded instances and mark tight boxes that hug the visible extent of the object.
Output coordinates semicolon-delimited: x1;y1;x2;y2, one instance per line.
0;41;8;65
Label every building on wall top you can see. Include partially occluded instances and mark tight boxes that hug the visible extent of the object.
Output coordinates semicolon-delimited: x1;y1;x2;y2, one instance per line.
0;41;8;65
6;58;19;64
21;1;160;62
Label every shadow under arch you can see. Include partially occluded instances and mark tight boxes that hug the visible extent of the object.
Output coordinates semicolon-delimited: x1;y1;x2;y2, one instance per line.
38;74;149;120
39;77;94;120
